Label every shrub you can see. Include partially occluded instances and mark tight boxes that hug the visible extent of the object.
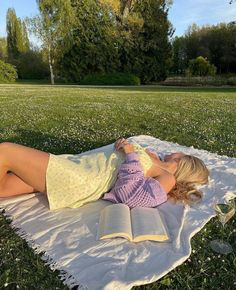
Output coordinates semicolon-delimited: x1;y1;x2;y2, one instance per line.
79;72;140;86
186;56;217;77
160;75;236;86
0;60;18;83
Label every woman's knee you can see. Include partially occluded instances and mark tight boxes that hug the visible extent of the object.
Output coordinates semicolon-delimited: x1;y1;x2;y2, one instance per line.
0;142;15;151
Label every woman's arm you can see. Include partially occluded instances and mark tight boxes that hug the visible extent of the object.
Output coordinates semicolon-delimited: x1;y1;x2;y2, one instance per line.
114;138;144;178
145;148;161;160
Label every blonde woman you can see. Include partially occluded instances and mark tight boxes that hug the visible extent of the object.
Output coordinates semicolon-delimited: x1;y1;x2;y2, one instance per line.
0;137;209;210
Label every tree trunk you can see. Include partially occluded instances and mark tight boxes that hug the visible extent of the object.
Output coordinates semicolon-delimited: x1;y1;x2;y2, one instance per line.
48;45;55;85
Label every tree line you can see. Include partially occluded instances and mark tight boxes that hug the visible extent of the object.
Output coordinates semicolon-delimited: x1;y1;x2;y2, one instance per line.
0;0;235;84
172;23;236;75
1;0;173;84
0;6;49;80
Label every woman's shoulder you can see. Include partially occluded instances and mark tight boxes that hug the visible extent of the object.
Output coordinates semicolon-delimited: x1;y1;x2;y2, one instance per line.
154;171;176;194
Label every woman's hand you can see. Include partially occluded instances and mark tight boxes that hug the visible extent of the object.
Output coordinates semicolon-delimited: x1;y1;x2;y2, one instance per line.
145;148;160;160
114;137;134;154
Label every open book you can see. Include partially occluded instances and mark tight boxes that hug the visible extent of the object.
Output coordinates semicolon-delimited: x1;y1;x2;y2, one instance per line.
97;204;170;243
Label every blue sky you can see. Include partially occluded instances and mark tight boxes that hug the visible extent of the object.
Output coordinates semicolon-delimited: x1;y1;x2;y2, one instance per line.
0;0;236;42
169;0;236;35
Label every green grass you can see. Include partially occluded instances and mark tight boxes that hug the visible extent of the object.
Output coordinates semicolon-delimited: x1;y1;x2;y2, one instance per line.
0;84;236;289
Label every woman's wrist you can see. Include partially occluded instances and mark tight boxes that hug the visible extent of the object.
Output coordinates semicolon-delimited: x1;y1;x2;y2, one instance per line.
123;143;135;154
123;146;135;154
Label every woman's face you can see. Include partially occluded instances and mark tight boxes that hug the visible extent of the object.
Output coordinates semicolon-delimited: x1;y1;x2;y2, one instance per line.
164;152;185;163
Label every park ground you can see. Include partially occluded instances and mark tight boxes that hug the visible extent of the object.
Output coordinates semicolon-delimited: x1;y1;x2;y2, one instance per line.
0;84;235;289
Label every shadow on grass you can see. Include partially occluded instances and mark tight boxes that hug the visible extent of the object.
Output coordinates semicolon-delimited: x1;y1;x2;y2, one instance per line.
75;85;236;93
7;81;236;93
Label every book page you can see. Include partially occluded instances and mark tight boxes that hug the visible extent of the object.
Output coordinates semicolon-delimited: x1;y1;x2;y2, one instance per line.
131;207;169;242
98;204;133;240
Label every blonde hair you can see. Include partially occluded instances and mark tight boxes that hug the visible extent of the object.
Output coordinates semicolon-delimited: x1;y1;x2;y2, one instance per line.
168;155;209;206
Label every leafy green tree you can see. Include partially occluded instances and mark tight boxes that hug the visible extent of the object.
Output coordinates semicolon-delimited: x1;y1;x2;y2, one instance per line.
127;0;173;83
171;36;188;74
26;0;76;84
21;21;30;52
99;0;143;80
100;0;173;83
59;0;120;82
186;56;216;77
57;0;173;83
6;8;30;61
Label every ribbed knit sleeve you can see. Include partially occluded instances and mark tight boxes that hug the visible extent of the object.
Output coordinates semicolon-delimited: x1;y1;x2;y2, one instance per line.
117;152;144;178
102;152;167;208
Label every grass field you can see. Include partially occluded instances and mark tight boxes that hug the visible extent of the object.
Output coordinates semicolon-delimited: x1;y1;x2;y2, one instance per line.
0;84;236;289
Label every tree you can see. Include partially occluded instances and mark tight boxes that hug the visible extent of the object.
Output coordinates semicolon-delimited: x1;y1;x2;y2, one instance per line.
186;56;216;77
171;36;188;74
26;0;76;84
6;8;30;61
58;0;173;83
127;0;173;83
100;0;173;83
0;38;7;60
59;0;120;82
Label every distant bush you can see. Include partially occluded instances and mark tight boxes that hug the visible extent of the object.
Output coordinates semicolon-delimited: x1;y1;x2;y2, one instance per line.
0;60;18;82
79;72;140;85
161;76;236;86
186;56;217;77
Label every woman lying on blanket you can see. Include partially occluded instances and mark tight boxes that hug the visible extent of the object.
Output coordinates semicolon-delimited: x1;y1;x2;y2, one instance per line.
0;137;209;210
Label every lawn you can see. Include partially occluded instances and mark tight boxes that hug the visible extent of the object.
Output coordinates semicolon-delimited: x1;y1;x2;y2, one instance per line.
0;84;236;289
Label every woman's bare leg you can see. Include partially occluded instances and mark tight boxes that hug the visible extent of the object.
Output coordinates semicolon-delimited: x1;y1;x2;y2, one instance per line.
0;142;50;197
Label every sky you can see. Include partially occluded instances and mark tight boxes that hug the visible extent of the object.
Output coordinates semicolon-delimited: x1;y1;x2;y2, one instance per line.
0;0;236;44
169;0;236;35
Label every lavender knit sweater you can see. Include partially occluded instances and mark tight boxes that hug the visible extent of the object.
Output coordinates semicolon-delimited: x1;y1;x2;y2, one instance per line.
102;152;167;208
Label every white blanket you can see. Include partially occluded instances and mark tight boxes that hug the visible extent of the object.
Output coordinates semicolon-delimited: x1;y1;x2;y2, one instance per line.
0;135;235;290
